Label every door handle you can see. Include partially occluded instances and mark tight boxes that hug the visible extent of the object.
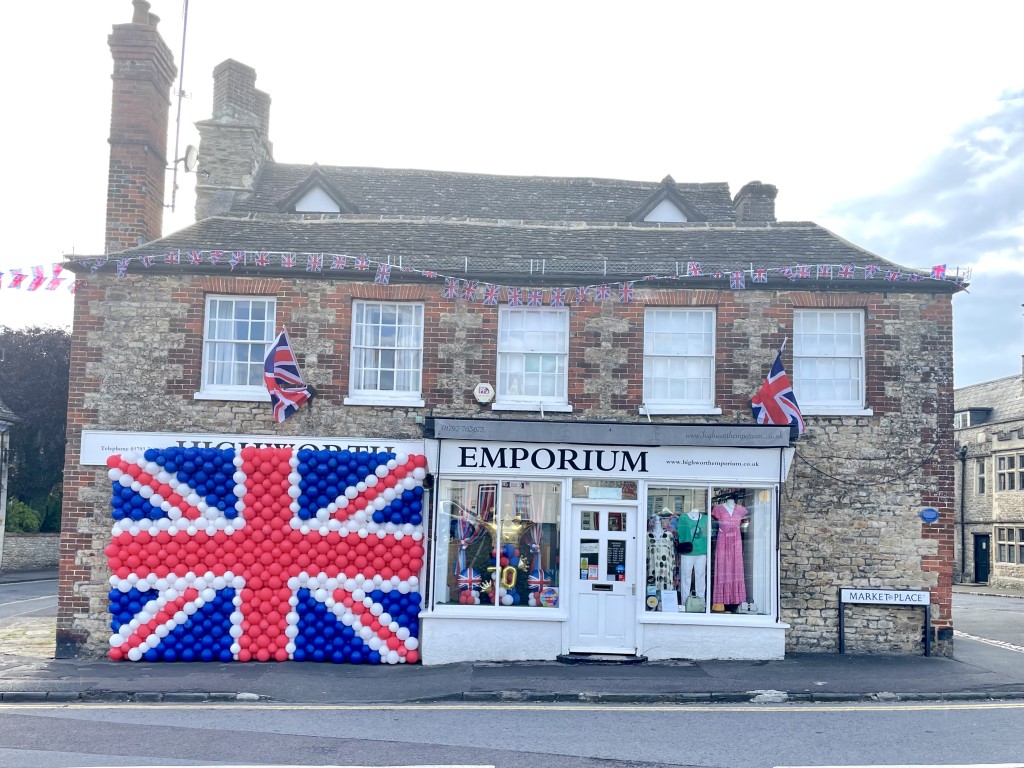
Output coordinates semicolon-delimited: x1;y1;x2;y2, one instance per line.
592;583;612;591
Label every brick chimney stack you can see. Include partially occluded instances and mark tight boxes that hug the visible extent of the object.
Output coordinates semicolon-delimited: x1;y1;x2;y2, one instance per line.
733;181;778;223
105;0;177;254
194;60;273;220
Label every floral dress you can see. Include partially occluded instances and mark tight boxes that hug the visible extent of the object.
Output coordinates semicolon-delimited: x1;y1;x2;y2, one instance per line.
712;503;748;604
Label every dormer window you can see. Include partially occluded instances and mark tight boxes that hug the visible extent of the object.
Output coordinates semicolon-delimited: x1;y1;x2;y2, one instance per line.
293;186;342;213
276;167;359;214
643;198;688;223
627;174;705;224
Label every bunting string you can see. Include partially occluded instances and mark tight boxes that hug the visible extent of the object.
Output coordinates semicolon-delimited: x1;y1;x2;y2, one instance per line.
4;251;968;306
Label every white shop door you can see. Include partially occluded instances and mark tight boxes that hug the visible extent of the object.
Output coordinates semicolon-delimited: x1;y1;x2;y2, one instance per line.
568;503;637;654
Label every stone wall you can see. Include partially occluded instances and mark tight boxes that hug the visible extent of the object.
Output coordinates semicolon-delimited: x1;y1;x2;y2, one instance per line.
1;534;59;571
59;271;955;657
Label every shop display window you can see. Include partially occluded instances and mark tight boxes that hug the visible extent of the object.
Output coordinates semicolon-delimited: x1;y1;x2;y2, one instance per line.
645;486;774;617
435;478;562;608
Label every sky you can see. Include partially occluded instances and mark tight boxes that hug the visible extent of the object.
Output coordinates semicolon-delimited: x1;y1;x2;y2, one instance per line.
0;1;1022;388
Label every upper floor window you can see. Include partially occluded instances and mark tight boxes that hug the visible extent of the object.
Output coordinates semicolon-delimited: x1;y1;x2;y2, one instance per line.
793;309;866;413
642;308;716;412
996;527;1024;563
197;295;276;400
496;307;569;410
996;452;1024;491
346;301;424;406
976;458;986;495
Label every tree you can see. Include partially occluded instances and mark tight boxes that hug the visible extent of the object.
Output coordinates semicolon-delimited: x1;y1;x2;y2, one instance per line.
0;326;70;532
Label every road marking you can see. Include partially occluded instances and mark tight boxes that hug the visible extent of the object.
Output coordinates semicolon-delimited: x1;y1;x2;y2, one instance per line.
0;596;57;607
2;701;1024;713
955;629;1024;654
777;765;1024;768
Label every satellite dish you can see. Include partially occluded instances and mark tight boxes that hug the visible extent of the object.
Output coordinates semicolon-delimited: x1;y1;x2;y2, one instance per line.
183;145;199;172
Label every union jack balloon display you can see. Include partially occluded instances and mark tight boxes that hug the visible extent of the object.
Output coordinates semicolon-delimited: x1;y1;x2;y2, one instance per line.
105;446;428;664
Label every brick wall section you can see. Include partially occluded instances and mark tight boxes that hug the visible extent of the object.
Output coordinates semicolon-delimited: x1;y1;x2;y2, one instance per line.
59;273;955;656
105;10;176;253
0;534;59;571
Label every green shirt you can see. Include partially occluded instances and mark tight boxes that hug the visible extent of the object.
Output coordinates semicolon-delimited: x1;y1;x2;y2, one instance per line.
675;512;709;556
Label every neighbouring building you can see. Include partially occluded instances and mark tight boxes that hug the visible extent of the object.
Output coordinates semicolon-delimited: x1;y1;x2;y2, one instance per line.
953;359;1024;589
57;2;962;664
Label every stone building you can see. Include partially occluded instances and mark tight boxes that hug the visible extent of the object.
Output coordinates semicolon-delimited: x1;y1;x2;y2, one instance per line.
953;360;1024;589
57;3;960;663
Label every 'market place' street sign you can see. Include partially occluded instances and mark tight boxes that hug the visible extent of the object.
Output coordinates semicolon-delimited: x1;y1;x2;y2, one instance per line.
839;588;930;605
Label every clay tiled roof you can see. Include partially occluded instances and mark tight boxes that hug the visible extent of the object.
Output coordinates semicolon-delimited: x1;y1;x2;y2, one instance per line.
955;374;1024;426
94;215;944;289
238;164;738;222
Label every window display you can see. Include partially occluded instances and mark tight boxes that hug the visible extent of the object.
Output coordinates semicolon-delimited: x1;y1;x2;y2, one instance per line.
436;478;561;608
645;486;773;616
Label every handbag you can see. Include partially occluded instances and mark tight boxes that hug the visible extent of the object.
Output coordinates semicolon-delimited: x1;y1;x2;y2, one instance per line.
675;520;700;554
684;594;706;613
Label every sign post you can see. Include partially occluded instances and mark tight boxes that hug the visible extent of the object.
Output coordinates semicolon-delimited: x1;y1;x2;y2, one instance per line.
838;588;932;656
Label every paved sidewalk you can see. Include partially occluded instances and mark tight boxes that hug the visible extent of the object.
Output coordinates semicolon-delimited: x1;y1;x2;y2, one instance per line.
1;569;1022;705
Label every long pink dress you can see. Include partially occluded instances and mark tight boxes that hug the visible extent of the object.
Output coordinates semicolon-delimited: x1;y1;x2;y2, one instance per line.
712;503;748;604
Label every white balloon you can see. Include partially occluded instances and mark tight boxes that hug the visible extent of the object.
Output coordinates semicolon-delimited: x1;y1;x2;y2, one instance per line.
108;468;122;481
406;637;419;650
233;471;247;484
365;475;378;487
386;650;400;665
110;634;124;647
375;465;388;478
127;647;143;661
356;482;367;493
287;486;301;499
396;627;410;641
345;487;358;499
412;467;426;480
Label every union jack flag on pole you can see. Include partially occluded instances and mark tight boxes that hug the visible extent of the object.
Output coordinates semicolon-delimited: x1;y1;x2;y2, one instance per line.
263;330;313;423
751;342;804;435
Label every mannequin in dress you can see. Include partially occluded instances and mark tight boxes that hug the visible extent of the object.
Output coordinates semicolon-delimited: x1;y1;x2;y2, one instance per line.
647;509;675;592
676;508;708;601
711;496;749;608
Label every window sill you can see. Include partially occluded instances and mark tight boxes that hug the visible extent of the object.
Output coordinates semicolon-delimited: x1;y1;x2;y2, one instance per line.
800;406;873;417
194;389;270;402
425;604;568;622
344;396;425;408
491;402;573;413
641;612;787;629
640;405;722;416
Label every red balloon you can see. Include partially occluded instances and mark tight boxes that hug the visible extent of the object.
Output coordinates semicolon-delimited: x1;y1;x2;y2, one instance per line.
256;648;271;662
274;648;289;661
413;455;427;468
106;455;120;468
109;646;125;660
406;650;419;663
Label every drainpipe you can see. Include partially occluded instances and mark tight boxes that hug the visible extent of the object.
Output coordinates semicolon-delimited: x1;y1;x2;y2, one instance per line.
957;445;969;582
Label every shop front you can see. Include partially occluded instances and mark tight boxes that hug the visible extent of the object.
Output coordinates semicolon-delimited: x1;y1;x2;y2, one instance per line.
420;419;794;665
